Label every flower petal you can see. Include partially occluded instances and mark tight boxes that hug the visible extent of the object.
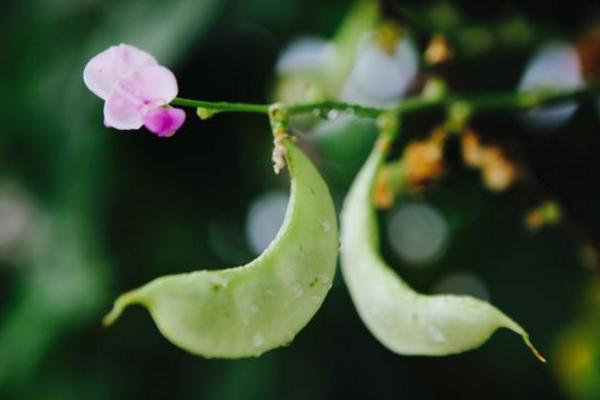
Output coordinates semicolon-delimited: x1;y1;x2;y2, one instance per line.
342;34;418;106
276;37;336;75
117;65;178;109
103;91;144;130
143;107;186;137
519;41;582;91
518;41;583;132
83;44;157;100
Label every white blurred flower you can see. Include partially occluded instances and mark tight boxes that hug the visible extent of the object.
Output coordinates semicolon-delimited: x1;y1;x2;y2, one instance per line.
518;41;583;132
342;33;418;107
276;37;336;76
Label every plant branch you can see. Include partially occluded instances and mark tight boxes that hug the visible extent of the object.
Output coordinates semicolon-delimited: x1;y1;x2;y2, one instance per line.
171;98;270;114
172;84;600;121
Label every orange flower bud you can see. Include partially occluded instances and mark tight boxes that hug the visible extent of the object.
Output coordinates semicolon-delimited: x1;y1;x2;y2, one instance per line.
461;127;486;168
460;127;520;192
524;201;562;232
373;167;395;209
480;147;519;192
403;127;447;190
425;35;453;65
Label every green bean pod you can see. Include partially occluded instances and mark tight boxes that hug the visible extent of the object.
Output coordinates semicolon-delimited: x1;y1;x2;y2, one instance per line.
104;139;338;358
340;137;545;361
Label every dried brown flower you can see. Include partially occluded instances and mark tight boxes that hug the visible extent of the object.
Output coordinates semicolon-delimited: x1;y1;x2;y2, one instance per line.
404;127;447;190
425;34;454;65
460;127;520;192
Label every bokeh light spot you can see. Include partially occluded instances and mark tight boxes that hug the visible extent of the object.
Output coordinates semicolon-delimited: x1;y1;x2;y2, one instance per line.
246;191;288;255
386;202;448;265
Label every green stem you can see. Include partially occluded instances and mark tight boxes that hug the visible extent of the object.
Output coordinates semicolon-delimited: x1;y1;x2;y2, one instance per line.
285;101;383;118
171;84;600;120
171;98;270;114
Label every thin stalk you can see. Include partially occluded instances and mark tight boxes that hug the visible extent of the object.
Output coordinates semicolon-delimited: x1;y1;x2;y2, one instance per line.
171;84;600;121
171;98;270;114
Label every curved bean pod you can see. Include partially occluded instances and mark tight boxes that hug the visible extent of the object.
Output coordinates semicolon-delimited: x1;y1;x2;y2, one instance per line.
340;137;544;361
104;139;338;358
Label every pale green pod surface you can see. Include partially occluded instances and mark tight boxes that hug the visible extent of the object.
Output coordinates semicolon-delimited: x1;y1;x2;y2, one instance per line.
340;138;545;361
104;139;338;358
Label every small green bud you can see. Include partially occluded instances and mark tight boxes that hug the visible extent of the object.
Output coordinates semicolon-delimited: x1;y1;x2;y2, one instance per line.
196;107;220;120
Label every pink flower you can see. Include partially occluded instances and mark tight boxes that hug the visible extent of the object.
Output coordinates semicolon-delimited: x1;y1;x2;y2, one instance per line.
83;44;185;137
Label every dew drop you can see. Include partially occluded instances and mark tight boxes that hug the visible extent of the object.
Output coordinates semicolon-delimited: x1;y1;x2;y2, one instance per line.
248;303;259;314
320;219;331;233
291;283;304;298
209;275;229;290
252;333;264;347
327;109;339;120
318;274;330;285
428;325;446;344
310;295;321;304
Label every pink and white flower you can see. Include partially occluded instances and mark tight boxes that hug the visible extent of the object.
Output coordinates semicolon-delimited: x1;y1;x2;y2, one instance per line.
83;44;185;137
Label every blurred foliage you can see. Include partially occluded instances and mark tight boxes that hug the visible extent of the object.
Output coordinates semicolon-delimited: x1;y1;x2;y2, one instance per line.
1;0;600;399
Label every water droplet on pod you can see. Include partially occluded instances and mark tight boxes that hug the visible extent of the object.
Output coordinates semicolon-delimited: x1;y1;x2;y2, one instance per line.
318;274;330;285
291;284;304;298
252;333;264;347
428;325;446;344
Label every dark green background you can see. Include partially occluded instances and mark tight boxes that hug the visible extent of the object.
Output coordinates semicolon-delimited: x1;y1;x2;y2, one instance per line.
1;0;600;399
